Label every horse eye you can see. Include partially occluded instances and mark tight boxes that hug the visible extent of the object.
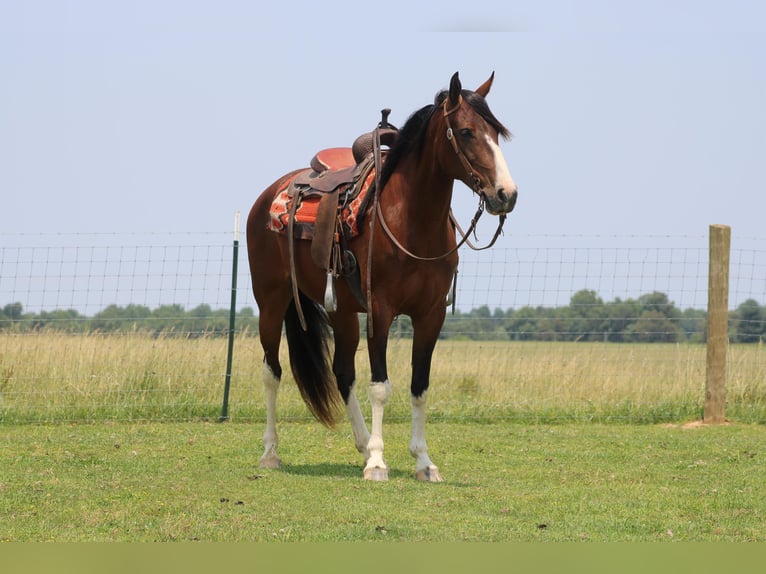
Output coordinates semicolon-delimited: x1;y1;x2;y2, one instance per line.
459;128;473;139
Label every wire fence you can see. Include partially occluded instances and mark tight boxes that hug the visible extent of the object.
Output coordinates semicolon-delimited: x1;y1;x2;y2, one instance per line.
1;230;765;424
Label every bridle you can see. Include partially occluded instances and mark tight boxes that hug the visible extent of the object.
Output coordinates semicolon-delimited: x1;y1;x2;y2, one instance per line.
443;95;485;196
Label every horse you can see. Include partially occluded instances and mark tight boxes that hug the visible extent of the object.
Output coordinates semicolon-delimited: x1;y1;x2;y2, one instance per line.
246;71;517;481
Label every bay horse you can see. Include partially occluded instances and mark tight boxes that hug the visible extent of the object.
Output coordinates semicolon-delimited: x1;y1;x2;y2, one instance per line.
246;72;517;481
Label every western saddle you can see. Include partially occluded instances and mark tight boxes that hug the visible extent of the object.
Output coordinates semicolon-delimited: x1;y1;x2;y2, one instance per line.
284;110;398;319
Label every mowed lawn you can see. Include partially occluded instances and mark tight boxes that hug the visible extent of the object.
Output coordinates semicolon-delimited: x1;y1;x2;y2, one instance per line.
1;420;764;542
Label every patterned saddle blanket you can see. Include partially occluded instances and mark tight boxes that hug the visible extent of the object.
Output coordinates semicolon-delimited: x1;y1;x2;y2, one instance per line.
267;157;377;241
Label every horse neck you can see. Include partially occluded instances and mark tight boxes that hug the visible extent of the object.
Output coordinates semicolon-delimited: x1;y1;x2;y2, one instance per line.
384;153;455;234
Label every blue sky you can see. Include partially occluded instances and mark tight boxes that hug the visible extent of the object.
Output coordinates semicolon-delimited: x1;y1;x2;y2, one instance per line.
2;0;764;240
1;1;765;313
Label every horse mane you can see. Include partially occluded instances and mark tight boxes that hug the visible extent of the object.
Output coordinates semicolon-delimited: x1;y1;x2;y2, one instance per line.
378;103;436;191
378;89;511;191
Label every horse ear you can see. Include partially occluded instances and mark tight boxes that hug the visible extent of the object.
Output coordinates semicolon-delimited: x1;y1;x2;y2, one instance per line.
475;71;495;97
449;72;462;105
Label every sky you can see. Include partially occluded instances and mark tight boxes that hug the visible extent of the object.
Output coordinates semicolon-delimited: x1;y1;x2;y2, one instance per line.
1;0;765;312
2;0;765;237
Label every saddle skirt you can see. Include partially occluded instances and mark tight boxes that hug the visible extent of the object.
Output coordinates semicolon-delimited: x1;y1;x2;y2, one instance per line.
267;152;377;240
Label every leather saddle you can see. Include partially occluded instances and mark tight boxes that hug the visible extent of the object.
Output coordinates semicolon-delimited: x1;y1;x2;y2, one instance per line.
287;118;398;273
283;110;398;317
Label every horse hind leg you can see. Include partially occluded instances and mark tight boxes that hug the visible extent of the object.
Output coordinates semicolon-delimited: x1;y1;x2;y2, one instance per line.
257;307;286;469
260;361;282;469
330;311;371;461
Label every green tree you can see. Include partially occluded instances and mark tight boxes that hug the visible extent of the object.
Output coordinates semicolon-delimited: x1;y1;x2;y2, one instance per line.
91;304;151;332
680;308;706;343
638;291;681;320
627;310;682;343
236;307;259;334
33;309;86;332
505;306;541;341
150;304;187;333
604;298;642;342
3;302;23;321
568;290;607;341
733;299;764;343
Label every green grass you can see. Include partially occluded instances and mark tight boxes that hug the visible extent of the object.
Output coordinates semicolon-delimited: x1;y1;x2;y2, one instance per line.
1;420;764;541
2;333;765;542
2;333;766;424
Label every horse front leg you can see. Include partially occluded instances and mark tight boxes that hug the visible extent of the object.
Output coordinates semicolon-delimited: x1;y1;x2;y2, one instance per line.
363;310;394;481
410;311;445;482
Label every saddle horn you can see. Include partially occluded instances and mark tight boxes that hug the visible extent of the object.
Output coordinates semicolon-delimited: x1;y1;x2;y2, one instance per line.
352;109;398;164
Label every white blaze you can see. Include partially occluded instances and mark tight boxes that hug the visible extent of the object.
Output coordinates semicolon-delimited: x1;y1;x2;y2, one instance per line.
486;134;517;194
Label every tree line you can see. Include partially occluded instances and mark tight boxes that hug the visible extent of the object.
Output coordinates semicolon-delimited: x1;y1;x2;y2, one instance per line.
434;291;764;344
0;302;258;336
2;290;765;343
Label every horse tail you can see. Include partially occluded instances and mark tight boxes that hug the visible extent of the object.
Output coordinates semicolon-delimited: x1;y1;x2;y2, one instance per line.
283;291;342;427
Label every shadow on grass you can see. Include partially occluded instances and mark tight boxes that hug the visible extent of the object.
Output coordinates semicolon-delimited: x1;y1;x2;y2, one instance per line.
279;463;477;486
281;462;411;480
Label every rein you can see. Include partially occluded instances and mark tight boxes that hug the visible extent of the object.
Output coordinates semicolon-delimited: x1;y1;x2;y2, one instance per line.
376;198;505;262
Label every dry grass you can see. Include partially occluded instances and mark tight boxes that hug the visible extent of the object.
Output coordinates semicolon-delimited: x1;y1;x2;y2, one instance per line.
1;332;765;424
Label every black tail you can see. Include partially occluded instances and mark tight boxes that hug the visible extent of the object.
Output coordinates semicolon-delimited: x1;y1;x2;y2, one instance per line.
284;292;342;426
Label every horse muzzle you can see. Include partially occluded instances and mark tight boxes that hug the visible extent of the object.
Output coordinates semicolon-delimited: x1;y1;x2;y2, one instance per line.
483;186;518;216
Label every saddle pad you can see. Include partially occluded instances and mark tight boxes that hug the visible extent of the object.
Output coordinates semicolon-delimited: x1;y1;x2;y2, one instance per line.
268;168;376;240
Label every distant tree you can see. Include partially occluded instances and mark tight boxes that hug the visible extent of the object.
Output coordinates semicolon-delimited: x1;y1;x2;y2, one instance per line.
568;290;607;341
638;291;681;320
33;309;86;332
236;307;259;333
604;298;642;342
3;302;23;321
150;304;188;332
627;310;682;343
505;306;541;341
4;292;761;342
680;308;707;343
733;299;764;343
91;304;151;332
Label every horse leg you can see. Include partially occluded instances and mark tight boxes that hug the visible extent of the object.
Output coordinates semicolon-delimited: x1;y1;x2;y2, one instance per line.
260;361;281;469
330;311;370;460
363;311;394;481
258;308;286;469
410;311;445;482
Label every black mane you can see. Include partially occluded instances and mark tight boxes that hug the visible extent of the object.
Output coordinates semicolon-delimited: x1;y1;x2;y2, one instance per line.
378;103;437;191
378;89;511;191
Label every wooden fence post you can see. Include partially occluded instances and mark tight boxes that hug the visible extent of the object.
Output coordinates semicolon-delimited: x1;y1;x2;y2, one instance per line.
704;224;730;424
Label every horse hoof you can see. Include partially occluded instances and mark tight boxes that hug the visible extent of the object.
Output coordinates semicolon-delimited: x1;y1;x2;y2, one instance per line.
363;467;389;481
259;455;282;469
415;466;443;482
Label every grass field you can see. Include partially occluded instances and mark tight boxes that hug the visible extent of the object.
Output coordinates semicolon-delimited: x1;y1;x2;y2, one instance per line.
2;333;765;542
1;332;765;423
1;420;764;542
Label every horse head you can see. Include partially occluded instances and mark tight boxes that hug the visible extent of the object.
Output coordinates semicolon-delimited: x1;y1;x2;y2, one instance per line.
438;72;518;216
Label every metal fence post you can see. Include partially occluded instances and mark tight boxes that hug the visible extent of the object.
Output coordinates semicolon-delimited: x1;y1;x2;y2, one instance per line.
219;212;240;422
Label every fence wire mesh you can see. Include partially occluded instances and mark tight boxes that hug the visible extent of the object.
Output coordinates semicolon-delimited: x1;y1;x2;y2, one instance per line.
1;231;765;424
